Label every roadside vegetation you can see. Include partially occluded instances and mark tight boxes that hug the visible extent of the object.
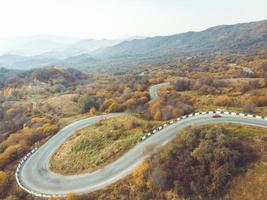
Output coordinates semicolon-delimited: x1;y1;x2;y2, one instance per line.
50;114;161;175
83;124;267;200
0;50;266;199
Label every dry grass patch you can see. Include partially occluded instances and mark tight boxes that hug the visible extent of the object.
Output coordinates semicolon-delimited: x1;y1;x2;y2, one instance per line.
50;114;160;175
223;125;267;200
40;94;79;116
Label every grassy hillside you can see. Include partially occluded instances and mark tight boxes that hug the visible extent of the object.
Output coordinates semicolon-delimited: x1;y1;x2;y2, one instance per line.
50;114;161;175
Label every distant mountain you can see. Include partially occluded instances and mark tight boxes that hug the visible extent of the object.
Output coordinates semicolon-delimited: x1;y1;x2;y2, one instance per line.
92;20;267;59
0;53;101;70
0;38;118;69
41;39;120;59
64;39;120;55
0;20;266;71
0;54;60;70
58;54;99;67
0;37;120;69
118;36;147;41
0;36;120;59
0;35;80;56
0;54;28;67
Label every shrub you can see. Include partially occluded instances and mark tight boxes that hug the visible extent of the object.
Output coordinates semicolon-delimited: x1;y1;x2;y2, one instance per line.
214;95;233;106
251;95;267;107
147;126;248;199
243;103;256;113
172;79;193;91
78;95;99;114
6;195;19;200
66;193;78;200
41;124;59;136
153;111;162;121
31;117;50;124
0;171;7;187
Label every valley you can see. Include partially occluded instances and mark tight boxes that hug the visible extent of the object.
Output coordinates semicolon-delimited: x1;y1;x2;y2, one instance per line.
0;18;266;200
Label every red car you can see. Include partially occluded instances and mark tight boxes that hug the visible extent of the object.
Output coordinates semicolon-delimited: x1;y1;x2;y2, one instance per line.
212;114;222;118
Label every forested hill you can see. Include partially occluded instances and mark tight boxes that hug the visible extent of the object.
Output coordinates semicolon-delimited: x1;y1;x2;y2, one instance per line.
93;20;267;59
0;20;266;71
0;67;87;88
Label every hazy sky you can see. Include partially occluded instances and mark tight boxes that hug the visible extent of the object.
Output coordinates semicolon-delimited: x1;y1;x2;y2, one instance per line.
0;0;267;39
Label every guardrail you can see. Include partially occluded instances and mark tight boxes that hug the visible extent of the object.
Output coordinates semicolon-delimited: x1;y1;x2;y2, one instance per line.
15;110;267;197
140;111;267;141
15;147;66;198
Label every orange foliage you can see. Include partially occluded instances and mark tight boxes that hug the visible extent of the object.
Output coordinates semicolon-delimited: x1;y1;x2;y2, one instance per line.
40;124;59;136
31;117;50;124
0;171;7;186
214;95;233;106
132;162;150;188
0;144;24;168
154;111;162;121
66;193;78;200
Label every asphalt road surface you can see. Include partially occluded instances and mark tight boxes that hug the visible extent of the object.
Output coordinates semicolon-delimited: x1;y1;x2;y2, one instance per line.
17;84;267;197
149;82;169;100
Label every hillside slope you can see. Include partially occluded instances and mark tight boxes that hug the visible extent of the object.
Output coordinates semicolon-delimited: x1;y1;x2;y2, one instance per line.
93;20;267;59
0;20;266;70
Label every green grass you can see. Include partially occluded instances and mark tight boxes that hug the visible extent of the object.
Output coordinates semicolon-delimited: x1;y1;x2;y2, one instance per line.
50;114;161;175
254;166;267;174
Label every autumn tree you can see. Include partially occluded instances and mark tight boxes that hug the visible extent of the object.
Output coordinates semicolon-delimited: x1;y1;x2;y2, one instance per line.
89;107;97;115
240;83;251;94
153;111;162;121
172;79;193;91
0;171;8;193
146;126;248;199
66;193;78;200
214;95;233;106
78;95;99;114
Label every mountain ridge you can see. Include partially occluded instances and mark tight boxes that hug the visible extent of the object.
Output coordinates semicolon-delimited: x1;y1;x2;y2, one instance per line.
0;19;266;70
92;20;267;59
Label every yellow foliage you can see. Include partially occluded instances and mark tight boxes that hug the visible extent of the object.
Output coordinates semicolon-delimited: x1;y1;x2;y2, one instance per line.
3;88;15;97
90;107;97;115
259;79;266;88
41;124;58;136
124;98;136;109
6;195;19;200
214;95;233;106
106;102;122;113
132;162;150;187
103;99;115;109
0;171;7;186
66;193;78;200
31;117;50;124
154;111;162;121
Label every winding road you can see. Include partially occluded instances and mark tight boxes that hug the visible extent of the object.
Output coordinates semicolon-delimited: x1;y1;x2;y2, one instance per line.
16;83;267;198
149;82;169;100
